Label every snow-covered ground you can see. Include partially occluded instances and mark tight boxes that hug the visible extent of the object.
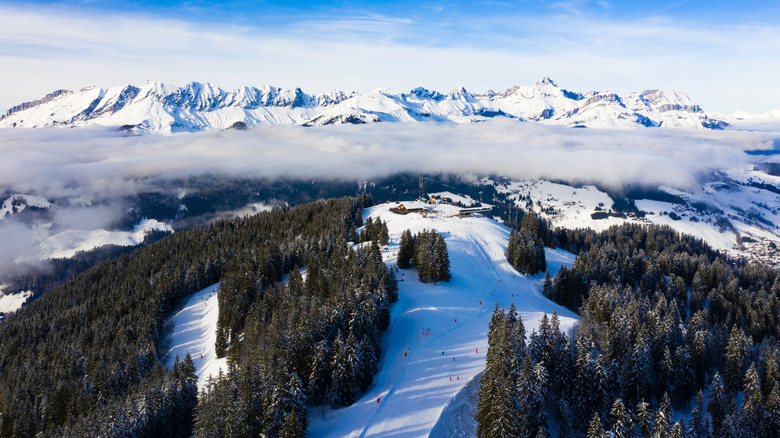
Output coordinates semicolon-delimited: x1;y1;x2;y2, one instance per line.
493;177;780;266
28;218;172;261
307;201;577;437
0;194;52;218
0;286;31;314
161;283;227;391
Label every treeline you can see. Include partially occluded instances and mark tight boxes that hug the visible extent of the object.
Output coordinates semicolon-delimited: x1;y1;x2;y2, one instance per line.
397;229;451;283
480;223;780;437
0;196;388;437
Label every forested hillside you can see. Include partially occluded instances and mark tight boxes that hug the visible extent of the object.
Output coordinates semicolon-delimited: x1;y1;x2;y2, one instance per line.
479;223;780;437
0;195;398;437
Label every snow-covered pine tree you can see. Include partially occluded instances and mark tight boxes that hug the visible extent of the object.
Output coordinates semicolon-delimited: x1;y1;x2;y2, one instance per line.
586;412;605;438
724;326;748;394
761;347;779;400
490;375;519;438
633;400;652;438
542;270;552;299
738;364;763;435
653;394;671;438
765;382;780;436
708;373;728;436
433;233;451;283
609;398;628;438
688;391;707;438
397;229;414;269
329;332;355;407
308;340;331;405
622;333;651;409
280;410;305;438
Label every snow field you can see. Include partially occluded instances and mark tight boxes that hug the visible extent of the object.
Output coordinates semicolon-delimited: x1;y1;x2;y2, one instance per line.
0;286;31;314
307;201;577;437
162;283;227;392
30;218;173;261
495;178;780;266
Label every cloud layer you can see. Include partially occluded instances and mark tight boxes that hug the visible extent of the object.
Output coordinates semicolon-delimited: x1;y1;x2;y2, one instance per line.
0;120;778;271
0;120;772;199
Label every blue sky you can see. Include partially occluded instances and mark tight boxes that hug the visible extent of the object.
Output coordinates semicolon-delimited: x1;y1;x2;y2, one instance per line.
1;0;780;113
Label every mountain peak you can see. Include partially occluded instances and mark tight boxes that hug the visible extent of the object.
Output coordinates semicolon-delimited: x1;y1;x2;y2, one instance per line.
0;79;728;132
535;77;558;87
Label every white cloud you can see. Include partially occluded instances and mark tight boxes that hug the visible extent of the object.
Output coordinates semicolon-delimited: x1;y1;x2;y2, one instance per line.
0;120;775;270
0;120;767;198
1;5;779;114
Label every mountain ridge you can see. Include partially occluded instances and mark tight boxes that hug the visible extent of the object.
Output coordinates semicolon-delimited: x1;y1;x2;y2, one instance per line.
0;77;731;133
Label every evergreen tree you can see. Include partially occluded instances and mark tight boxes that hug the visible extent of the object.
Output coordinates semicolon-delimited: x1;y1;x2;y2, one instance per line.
724;327;747;394
654;396;671;438
433;234;451;283
587;412;605;438
709;373;728;437
542;270;552;299
521;210;540;238
762;348;779;400
633;400;653;438
689;391;708;438
378;220;389;246
397;230;414;269
490;376;519;438
765;383;780;438
738;364;763;436
280;410;305;438
329;333;355;407
517;355;546;437
308;340;331;405
670;422;683;438
609;399;628;438
622;333;651;408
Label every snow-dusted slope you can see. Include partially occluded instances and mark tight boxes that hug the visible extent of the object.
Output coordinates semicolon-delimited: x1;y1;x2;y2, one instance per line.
0;287;31;314
27;218;172;261
490;172;780;267
0;78;728;133
732;107;780;120
162;283;227;391
307;201;577;437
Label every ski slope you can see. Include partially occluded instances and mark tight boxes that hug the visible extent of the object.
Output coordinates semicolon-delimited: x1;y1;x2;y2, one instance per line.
161;283;227;391
307;201;577;437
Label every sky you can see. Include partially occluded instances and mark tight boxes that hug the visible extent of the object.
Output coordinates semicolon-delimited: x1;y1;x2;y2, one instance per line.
1;1;780;115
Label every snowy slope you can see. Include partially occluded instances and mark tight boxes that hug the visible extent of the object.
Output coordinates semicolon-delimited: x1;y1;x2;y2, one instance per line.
491;175;780;267
0;194;52;218
28;218;172;261
162;283;227;392
307;201;577;437
1;78;728;133
0;286;31;314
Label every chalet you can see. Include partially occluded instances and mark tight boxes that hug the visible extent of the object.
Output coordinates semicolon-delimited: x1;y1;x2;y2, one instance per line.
390;203;425;215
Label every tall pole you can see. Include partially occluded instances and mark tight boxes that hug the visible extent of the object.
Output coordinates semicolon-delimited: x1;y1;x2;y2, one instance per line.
419;171;424;201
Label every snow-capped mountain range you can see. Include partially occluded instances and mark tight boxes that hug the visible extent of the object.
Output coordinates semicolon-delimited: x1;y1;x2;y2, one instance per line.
0;78;733;133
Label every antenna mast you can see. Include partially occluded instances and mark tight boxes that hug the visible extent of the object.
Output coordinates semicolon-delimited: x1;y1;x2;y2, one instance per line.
419;171;424;201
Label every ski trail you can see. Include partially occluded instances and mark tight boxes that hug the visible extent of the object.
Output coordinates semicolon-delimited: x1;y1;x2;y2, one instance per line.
161;283;227;392
307;202;578;437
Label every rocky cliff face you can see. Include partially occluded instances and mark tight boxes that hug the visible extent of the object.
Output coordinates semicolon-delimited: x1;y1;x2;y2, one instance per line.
2;89;71;119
